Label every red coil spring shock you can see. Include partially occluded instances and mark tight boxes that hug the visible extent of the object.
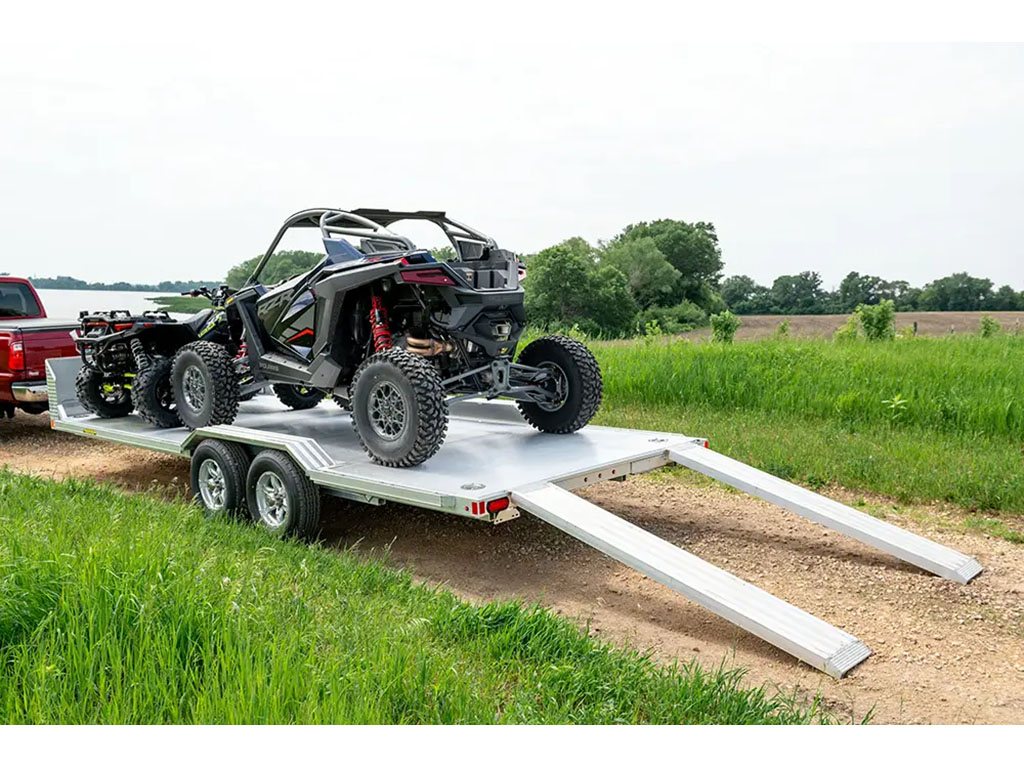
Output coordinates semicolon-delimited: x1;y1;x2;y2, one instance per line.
369;293;393;352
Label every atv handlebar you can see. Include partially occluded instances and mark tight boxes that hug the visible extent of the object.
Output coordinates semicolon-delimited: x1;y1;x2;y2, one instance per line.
181;285;234;307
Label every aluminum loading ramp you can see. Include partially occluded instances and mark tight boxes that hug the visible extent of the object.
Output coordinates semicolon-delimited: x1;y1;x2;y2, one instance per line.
46;356;981;678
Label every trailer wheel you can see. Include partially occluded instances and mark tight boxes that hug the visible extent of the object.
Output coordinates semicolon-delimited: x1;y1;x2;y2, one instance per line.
132;357;181;428
190;439;249;518
75;365;133;419
273;383;324;410
349;347;448;467
171;341;240;429
517;335;603;433
245;449;321;539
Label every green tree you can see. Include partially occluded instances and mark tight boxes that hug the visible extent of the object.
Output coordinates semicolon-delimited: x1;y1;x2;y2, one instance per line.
989;284;1023;311
613;220;723;309
720;274;773;314
523;238;638;337
226;250;323;288
600;237;680;309
770;271;826;314
856;300;896;341
918;273;994;311
710;310;741;343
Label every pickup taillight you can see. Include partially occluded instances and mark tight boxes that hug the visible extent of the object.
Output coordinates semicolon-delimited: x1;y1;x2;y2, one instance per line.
8;338;25;372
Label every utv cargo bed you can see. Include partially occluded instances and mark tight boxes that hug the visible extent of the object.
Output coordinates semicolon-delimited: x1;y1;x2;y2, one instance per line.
46;356;981;679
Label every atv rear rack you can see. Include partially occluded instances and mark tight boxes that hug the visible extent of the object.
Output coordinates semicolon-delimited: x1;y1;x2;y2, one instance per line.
46;356;981;678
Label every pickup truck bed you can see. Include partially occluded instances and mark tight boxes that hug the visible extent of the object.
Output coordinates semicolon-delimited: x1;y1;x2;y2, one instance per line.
1;279;80;416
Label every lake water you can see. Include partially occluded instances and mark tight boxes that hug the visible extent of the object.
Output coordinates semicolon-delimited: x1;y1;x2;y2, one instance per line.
35;289;182;320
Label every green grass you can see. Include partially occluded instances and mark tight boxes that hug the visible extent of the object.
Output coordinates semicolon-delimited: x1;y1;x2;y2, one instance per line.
0;472;828;724
148;295;211;313
587;335;1024;514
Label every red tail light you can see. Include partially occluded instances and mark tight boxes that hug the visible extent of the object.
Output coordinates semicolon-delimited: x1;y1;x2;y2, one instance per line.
486;497;510;514
400;268;456;286
8;338;25;372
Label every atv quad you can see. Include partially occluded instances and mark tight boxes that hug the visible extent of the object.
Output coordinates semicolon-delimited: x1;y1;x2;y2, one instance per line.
73;288;320;427
170;208;603;467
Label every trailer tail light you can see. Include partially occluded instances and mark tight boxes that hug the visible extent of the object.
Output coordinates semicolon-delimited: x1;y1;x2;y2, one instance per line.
486;497;510;514
400;268;457;286
703;439;710;449
8;339;25;372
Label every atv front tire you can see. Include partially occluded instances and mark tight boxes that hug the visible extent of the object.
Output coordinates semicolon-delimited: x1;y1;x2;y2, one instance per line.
171;341;239;430
132;356;181;428
349;347;448;467
516;335;603;433
273;383;323;410
75;365;133;419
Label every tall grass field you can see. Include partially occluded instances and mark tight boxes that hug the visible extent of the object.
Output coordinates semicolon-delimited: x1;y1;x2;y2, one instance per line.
0;472;827;724
585;334;1024;513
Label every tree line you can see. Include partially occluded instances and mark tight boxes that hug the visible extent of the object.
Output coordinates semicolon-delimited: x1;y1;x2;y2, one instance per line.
28;275;221;293
721;270;1024;315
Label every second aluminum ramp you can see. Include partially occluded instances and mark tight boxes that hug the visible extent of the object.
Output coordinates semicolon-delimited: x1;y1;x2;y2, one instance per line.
512;482;871;678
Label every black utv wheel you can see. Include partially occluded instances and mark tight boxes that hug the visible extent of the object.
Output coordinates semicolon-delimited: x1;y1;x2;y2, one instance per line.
273;383;323;410
171;341;240;430
132;357;181;428
349;347;448;467
517;335;603;433
75;365;133;419
190;439;250;518
245;449;320;539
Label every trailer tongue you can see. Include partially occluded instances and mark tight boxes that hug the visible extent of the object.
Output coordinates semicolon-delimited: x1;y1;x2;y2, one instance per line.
46;356;981;678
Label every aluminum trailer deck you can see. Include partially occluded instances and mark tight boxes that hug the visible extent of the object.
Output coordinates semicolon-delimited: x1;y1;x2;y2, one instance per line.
46;357;981;678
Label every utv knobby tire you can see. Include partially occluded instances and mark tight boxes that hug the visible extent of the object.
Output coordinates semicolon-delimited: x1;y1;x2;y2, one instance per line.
75;365;133;419
273;383;324;410
245;449;320;539
516;335;603;433
132;357;181;428
349;347;448;467
190;439;250;519
171;341;239;430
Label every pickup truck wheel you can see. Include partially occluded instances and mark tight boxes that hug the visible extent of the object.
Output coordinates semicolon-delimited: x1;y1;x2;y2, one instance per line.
171;341;239;429
132;357;181;428
75;365;133;419
245;449;320;539
273;383;324;410
349;347;448;467
190;439;249;518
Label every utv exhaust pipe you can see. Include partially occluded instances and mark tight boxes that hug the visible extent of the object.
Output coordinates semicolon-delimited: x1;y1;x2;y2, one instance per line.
406;336;453;357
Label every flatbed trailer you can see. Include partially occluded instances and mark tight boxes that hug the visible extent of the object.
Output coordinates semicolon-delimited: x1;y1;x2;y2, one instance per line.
46;357;981;679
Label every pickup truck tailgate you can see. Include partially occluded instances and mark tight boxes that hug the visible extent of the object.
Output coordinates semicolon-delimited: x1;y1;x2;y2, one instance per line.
0;318;79;387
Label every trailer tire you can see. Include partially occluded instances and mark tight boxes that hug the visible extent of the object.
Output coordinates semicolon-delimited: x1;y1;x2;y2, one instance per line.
273;383;323;410
245;449;320;539
171;341;239;430
190;439;249;518
349;347;448;467
75;365;133;419
516;335;603;434
132;356;181;428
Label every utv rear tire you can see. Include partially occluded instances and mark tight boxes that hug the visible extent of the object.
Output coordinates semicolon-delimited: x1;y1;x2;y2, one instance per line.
516;335;603;433
171;341;239;430
273;383;323;410
349;347;448;467
75;365;133;419
132;357;181;428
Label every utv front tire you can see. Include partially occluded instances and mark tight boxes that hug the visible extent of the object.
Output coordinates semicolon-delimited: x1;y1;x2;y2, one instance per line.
171;341;239;430
350;347;448;467
273;383;323;410
75;365;133;419
517;335;603;433
132;357;181;428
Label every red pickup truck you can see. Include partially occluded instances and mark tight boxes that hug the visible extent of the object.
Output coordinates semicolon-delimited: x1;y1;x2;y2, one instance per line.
0;277;79;418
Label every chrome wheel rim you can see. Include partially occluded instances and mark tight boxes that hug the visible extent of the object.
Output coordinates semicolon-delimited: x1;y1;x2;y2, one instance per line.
368;381;408;441
182;365;206;411
536;362;568;412
255;471;289;528
198;459;226;510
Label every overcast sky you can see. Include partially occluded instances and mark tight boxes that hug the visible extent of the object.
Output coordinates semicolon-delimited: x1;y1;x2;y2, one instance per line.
1;7;1021;289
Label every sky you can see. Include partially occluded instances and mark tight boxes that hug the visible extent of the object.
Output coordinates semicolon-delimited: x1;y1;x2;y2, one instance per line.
1;5;1022;290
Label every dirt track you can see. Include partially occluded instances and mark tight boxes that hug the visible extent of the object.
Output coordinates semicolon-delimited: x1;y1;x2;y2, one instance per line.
3;413;1023;724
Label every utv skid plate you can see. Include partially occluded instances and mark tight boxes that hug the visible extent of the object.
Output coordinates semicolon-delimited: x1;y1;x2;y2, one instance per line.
47;357;980;678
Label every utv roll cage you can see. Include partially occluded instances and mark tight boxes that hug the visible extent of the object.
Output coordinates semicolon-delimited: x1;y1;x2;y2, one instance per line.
246;208;498;287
